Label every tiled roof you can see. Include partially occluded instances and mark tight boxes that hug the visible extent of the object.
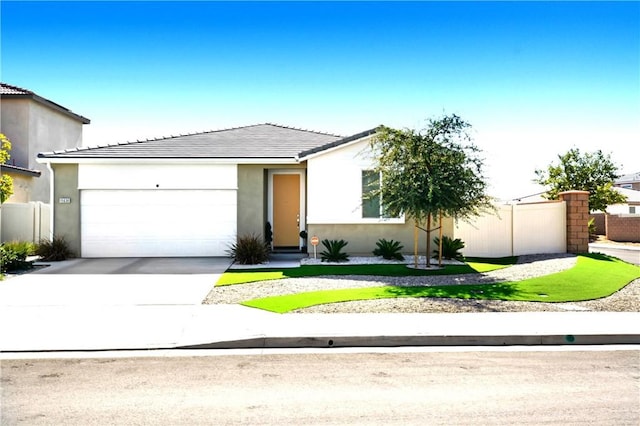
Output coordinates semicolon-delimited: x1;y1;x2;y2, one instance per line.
0;83;34;95
1;82;90;124
38;123;345;160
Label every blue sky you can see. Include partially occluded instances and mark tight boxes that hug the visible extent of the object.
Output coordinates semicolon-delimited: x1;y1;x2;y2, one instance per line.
2;1;639;199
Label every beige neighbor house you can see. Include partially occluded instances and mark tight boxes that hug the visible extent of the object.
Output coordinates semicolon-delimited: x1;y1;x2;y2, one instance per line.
0;82;90;203
36;124;453;258
0;164;41;203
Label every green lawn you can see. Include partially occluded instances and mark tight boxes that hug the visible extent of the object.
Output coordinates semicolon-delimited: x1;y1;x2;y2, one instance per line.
241;254;640;313
216;257;517;286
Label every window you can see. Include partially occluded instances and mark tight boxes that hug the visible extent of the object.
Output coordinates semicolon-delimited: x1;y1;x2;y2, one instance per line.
362;170;381;218
630;206;636;214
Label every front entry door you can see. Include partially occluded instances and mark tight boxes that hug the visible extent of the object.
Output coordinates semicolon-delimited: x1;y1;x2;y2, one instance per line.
273;174;300;247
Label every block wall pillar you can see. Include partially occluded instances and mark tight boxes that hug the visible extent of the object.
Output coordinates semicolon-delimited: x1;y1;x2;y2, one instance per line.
559;190;590;253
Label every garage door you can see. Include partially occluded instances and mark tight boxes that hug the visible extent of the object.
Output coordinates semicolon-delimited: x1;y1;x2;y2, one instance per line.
81;189;236;257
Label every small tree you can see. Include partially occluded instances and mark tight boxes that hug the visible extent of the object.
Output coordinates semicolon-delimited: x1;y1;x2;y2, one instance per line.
0;133;14;204
371;114;493;267
534;148;626;212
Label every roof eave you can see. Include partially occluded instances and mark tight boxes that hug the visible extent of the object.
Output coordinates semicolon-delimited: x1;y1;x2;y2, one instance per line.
0;164;42;177
36;156;300;165
297;127;379;161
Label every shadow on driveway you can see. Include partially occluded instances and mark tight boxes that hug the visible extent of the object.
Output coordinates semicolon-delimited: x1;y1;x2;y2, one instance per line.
33;257;233;275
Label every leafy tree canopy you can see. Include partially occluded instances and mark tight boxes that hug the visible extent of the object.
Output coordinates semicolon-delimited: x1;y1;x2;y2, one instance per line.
0;133;13;204
370;114;493;224
534;148;626;212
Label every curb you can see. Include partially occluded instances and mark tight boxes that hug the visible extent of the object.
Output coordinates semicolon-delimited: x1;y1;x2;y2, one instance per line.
180;333;640;350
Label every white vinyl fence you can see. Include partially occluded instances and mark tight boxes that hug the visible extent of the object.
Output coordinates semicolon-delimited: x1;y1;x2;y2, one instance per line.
0;202;51;244
454;201;566;258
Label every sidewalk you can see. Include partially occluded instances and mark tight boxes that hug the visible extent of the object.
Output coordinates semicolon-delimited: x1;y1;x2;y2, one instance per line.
1;305;639;352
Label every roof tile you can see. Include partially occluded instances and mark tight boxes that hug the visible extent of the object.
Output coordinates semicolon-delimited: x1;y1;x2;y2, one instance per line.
38;123;348;160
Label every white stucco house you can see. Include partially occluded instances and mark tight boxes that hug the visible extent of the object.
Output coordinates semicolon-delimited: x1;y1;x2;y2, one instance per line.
36;123;453;258
605;187;640;215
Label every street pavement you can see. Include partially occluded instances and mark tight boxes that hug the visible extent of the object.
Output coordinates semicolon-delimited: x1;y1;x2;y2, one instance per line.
1;257;639;353
589;243;640;265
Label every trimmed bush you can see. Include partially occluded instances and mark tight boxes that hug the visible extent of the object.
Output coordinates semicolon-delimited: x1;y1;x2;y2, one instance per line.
320;239;349;262
229;234;270;265
433;236;465;260
36;235;74;261
373;238;404;260
1;240;35;272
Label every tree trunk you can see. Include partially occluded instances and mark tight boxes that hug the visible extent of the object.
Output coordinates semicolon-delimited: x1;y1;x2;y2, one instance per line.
438;211;443;267
413;224;418;269
426;213;431;267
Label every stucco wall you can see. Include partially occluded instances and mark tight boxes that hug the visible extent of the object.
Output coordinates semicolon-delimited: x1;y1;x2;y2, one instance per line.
308;216;454;256
307;136;405;225
52;163;81;256
305;136;456;255
1;98;86;203
237;163;305;239
2;173;34;203
0;99;30;167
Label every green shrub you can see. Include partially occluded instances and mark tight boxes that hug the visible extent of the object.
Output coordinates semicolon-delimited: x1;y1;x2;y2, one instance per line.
36;235;74;261
432;236;465;260
320;239;349;262
588;217;597;242
373;238;404;260
229;234;270;265
1;241;34;272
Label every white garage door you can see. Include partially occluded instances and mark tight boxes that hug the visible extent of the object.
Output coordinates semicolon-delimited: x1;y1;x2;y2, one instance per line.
81;189;236;257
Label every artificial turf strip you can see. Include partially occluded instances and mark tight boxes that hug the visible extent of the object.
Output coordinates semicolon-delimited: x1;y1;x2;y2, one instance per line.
241;254;640;313
216;257;517;286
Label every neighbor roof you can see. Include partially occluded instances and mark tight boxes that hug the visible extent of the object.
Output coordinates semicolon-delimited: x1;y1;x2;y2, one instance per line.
1;82;90;124
0;164;42;178
615;172;640;185
38;123;356;160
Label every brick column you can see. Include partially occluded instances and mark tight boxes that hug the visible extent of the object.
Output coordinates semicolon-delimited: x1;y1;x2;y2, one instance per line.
558;190;590;253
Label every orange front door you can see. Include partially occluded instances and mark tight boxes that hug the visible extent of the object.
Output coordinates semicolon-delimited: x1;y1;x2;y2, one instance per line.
273;174;300;247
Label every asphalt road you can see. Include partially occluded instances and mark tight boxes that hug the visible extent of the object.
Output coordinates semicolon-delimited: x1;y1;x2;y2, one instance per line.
2;348;639;425
589;244;640;265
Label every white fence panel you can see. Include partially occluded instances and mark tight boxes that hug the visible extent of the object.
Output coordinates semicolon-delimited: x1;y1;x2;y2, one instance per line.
0;202;51;243
454;202;566;258
513;202;565;255
454;205;513;258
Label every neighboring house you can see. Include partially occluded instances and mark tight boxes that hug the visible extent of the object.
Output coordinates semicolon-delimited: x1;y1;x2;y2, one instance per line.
0;82;90;202
614;171;640;191
605;187;640;215
36;123;454;258
0;164;41;203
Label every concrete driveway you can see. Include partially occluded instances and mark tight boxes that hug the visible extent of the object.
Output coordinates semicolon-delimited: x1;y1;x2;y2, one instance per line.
0;258;232;307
